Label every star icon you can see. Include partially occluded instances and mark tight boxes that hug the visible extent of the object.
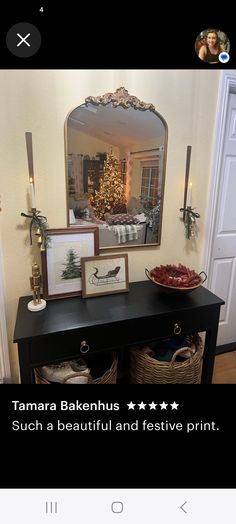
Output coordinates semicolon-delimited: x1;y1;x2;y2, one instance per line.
149;401;157;410
170;401;179;410
138;401;146;410
127;401;136;410
160;401;168;410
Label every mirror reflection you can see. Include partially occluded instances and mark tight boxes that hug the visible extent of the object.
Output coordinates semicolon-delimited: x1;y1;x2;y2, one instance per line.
65;87;167;249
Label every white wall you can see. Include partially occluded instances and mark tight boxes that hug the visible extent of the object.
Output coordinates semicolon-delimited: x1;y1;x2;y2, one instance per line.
0;69;220;381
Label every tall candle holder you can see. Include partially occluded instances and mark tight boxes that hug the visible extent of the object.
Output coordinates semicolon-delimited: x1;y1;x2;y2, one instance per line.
22;132;48;311
180;145;200;239
22;132;49;250
182;145;192;221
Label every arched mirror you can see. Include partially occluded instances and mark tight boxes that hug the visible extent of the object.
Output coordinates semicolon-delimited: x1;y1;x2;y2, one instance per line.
65;87;168;249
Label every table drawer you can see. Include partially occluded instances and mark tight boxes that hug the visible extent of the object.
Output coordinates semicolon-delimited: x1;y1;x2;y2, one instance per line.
28;307;213;367
28;323;126;366
123;309;211;347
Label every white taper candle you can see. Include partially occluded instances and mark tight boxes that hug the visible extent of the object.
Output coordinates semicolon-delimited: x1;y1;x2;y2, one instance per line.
29;177;36;209
189;181;192;207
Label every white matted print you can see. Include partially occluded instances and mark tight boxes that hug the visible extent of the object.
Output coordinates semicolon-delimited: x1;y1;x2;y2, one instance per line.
41;228;99;299
81;254;129;298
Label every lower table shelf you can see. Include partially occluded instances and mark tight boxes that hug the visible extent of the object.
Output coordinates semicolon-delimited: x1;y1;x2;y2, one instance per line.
33;333;203;385
34;351;118;385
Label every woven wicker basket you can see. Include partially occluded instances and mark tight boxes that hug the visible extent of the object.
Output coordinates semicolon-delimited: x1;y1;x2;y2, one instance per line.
130;334;203;384
34;355;118;384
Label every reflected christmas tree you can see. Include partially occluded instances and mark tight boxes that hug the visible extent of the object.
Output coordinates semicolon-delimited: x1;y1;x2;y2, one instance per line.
93;152;126;219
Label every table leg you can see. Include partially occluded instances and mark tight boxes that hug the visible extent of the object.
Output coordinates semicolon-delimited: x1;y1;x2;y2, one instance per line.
18;342;35;384
201;319;219;384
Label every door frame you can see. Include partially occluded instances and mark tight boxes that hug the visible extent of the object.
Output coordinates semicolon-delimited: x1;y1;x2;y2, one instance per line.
203;71;236;282
202;71;236;351
0;242;11;382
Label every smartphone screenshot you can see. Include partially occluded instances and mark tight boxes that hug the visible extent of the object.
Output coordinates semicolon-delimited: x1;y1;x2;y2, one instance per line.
0;5;236;522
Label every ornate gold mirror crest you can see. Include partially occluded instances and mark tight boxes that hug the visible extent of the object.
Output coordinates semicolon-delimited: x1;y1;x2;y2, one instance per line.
85;86;156;111
65;87;168;250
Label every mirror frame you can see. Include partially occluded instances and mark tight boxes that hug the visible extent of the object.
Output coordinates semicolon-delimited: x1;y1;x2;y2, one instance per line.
65;87;168;250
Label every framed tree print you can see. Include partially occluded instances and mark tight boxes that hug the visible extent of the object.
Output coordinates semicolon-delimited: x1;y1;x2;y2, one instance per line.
41;227;99;299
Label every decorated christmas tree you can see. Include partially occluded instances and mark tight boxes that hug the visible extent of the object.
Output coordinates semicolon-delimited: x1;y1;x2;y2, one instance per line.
93;152;126;219
61;249;81;279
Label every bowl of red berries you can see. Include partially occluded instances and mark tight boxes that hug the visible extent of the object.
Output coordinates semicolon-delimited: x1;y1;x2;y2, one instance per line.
145;264;207;295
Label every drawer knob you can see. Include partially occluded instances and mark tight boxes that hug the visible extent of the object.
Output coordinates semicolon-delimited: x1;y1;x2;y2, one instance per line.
80;340;90;353
173;323;181;335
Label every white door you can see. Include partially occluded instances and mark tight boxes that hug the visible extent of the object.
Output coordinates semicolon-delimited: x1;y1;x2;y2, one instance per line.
208;90;236;346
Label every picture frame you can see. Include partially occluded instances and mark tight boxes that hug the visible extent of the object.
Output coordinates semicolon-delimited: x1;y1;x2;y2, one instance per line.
81;254;129;298
41;227;99;299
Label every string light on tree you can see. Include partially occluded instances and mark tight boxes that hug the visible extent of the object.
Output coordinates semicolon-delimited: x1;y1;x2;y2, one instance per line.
93;152;126;219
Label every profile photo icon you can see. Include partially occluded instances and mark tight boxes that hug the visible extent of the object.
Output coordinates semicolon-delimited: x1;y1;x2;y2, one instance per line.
195;28;230;64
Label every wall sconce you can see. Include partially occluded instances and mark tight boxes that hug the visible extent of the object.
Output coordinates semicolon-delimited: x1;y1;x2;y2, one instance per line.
180;145;200;239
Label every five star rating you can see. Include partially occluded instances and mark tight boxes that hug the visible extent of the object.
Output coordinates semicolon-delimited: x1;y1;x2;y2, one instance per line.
127;401;179;410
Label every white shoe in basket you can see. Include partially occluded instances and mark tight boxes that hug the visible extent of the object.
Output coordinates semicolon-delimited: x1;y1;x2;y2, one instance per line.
40;361;90;384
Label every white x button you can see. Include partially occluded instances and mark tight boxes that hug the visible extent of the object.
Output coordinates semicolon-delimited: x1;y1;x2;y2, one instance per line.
16;33;31;47
6;22;41;57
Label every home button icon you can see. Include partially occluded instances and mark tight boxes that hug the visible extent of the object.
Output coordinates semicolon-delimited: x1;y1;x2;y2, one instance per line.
111;501;123;513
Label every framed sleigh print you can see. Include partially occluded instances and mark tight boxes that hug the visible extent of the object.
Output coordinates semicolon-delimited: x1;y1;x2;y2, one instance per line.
81;253;129;298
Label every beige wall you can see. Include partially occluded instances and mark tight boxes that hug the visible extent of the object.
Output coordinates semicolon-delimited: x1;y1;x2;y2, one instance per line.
0;69;220;382
68;126;120;158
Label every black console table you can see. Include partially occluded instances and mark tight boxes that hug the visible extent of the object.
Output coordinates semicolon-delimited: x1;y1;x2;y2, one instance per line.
13;281;224;384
